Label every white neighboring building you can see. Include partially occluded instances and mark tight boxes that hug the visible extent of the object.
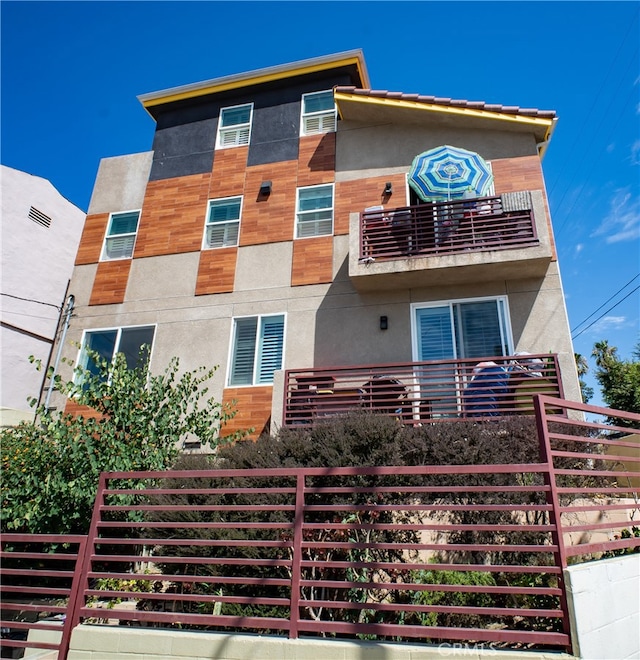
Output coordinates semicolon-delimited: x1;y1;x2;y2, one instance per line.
1;165;86;426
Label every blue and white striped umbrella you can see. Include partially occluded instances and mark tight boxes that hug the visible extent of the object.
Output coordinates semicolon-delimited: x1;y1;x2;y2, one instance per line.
408;145;494;202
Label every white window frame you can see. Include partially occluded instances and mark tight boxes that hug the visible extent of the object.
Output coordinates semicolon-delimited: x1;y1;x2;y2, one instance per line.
202;196;242;249
300;90;336;136
100;210;141;261
216;102;253;149
227;313;286;387
75;324;157;385
410;296;513;362
295;183;334;239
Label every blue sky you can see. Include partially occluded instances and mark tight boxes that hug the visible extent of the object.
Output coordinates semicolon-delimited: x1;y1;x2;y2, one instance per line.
1;1;638;406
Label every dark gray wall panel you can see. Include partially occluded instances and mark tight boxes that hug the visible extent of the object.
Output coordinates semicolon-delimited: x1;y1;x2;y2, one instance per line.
150;152;214;181
248;102;300;166
149;118;216;180
148;71;353;177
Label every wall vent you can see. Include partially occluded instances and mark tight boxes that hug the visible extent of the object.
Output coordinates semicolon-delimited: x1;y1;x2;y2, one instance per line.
28;206;52;229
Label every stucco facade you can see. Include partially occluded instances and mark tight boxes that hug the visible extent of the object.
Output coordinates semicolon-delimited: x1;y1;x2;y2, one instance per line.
50;51;580;440
1;165;85;425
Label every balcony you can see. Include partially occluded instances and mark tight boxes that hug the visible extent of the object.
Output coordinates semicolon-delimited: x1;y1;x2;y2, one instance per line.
349;191;553;290
282;354;563;427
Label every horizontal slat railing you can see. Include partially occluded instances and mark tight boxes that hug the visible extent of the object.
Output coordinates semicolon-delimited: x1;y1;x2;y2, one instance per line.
0;534;87;658
283;354;562;427
3;398;638;658
534;396;640;560
59;464;572;652
360;195;537;261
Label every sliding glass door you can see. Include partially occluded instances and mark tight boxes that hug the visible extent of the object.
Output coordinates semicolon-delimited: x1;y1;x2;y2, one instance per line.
412;297;512;416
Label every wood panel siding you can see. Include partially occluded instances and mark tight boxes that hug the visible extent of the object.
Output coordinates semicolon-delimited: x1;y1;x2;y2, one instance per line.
491;155;546;195
492;155;556;258
334;175;405;235
88;260;132;305
75;213;108;265
240;161;298;246
134;173;210;258
64;399;106;422
210;147;249;198
195;247;237;295
291;235;334;286
297;132;336;187
222;386;273;440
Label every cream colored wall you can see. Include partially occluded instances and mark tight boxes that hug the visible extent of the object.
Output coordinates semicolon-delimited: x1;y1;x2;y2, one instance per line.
59;107;580;425
66;624;571;660
335;120;538;180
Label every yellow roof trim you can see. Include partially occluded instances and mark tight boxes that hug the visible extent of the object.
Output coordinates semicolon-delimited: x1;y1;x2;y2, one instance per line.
334;92;555;130
140;53;368;110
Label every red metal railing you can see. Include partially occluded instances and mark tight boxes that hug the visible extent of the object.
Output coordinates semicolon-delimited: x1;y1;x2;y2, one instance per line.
1;398;638;659
535;395;640;560
360;195;537;261
0;534;87;658
283;354;562;427
69;466;572;650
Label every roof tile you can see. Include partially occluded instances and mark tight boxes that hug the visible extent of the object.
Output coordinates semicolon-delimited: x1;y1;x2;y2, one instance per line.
334;86;556;119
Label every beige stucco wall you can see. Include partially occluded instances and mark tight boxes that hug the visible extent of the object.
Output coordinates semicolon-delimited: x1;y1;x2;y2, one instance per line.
87;152;153;215
55;106;580;425
335;120;538;181
66;625;572;660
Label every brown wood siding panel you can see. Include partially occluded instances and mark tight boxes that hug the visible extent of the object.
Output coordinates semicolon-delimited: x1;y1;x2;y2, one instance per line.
64;400;106;421
134;173;210;258
222;386;273;440
240;161;298;246
492;155;556;259
75;213;108;265
195;247;237;295
291;235;333;286
89;260;132;305
210;147;248;198
334;175;405;235
491;155;545;194
297;133;336;187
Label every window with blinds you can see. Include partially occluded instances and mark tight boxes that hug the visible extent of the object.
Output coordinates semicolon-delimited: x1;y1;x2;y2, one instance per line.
413;297;512;361
228;314;285;386
101;210;140;260
295;184;333;238
301;90;336;136
216;103;253;149
204;197;241;249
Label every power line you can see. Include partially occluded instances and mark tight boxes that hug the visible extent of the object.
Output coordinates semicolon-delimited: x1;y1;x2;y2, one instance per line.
1;292;62;310
571;273;640;334
572;284;640;340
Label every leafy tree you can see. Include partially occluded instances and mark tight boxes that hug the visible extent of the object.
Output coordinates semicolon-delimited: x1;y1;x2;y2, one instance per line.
1;347;243;535
575;352;593;403
592;340;640;427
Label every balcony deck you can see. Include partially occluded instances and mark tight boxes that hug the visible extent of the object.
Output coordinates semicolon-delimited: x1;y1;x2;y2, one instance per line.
360;195;537;261
349;191;553;290
283;354;563;427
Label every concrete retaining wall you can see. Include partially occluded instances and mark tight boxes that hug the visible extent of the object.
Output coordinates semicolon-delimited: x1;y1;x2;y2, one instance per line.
565;553;640;659
66;626;571;660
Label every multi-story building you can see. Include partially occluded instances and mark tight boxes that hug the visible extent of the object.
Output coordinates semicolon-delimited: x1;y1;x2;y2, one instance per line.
52;50;580;442
1;165;86;426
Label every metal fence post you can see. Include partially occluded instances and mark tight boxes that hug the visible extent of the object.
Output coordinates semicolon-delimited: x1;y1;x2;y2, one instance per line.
288;471;305;639
533;394;572;651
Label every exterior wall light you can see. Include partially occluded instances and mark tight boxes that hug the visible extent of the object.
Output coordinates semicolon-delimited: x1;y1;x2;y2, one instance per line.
380;315;388;330
259;181;272;197
383;182;393;196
